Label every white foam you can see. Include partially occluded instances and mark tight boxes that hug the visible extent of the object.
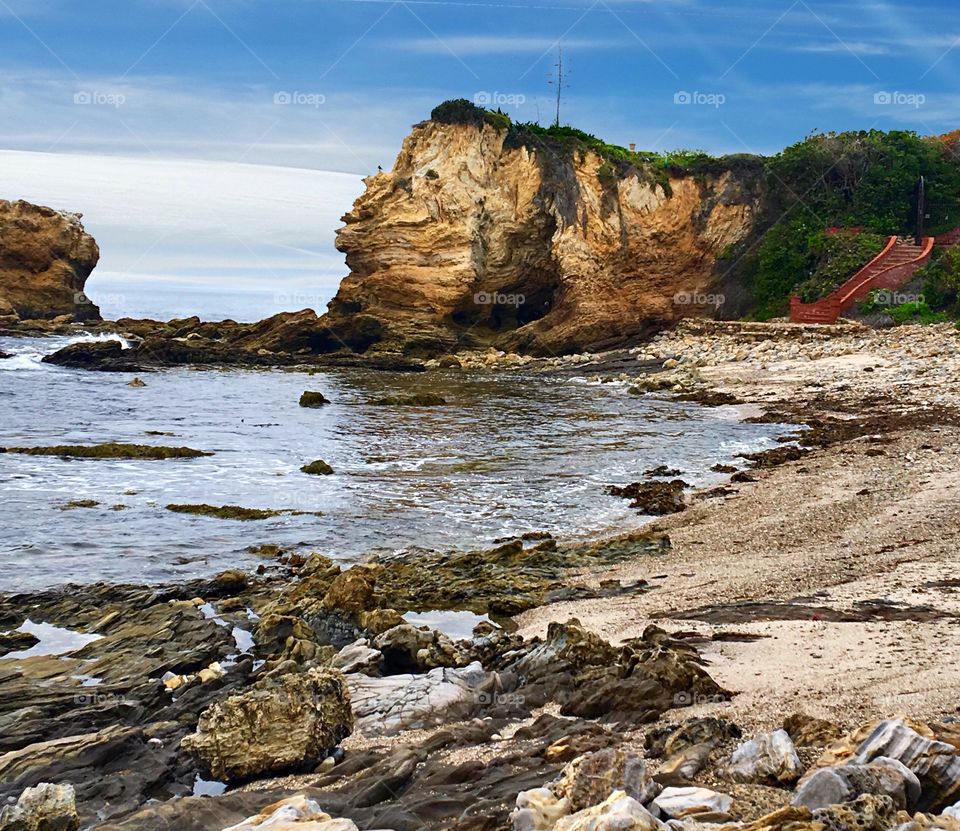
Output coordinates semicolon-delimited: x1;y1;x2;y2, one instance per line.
2;619;102;660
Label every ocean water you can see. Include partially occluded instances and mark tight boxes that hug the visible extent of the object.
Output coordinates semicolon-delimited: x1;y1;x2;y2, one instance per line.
0;333;792;591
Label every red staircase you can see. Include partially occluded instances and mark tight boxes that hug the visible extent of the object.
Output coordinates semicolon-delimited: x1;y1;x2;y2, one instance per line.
790;235;935;324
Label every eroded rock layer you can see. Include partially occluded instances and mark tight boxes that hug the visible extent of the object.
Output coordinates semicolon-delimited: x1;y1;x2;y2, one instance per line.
321;118;762;357
0;199;101;321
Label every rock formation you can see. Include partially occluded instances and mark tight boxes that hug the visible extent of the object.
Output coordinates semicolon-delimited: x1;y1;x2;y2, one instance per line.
0;199;100;321
317;103;763;357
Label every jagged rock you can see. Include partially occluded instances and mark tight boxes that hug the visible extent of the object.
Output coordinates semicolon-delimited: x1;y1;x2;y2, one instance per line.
651;786;733;820
784;712;844;746
554;791;666;831
41;341;142;372
346;661;497;736
812;794;898;831
322;565;382;614
727;729;802;784
607;480;688;515
358;608;405;635
793;757;922;812
181;668;353;781
0;782;79;831
222;794;359;831
512;788;570;831
373;623;466;673
330;639;382;675
552;748;660;812
847;720;960;811
0;199;100;321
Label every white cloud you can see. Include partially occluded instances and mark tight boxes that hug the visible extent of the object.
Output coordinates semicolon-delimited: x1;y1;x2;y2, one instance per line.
0;149;365;319
792;40;891;56
389;35;624;54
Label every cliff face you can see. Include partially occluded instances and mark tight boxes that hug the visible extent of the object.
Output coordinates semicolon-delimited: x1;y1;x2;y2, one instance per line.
0;199;101;322
321;119;763;357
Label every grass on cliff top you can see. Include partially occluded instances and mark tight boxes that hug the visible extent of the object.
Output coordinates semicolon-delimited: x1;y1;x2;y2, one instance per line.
429;99;763;184
2;442;212;459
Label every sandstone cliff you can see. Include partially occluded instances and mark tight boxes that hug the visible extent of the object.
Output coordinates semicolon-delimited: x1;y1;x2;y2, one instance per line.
318;110;765;357
0;199;101;321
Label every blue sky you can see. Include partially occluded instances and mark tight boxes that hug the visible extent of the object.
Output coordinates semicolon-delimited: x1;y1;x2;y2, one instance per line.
1;0;958;317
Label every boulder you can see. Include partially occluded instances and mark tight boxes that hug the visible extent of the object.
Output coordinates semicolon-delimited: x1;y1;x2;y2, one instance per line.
850;720;960;811
180;668;353;781
0;782;79;831
553;748;660;812
330;639;382;675
783;712;843;746
651;786;733;820
0;200;100;321
554;791;666;831
373;623;466;673
793;757;922;812
298;391;329;408
346;661;497;736
41;341;142;372
222;794;359;831
512;788;570;831
321;565;381;615
301;459;334;475
727;729;802;784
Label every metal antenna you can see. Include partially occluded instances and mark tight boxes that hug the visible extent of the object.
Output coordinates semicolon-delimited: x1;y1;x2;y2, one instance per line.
547;46;568;128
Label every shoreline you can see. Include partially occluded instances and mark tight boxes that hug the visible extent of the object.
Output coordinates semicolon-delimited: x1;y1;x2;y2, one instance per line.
4;318;960;830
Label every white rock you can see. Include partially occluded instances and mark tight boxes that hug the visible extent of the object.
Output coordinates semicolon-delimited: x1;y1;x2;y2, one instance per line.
512;788;571;831
554;791;666;831
727;729;802;784
651;786;733;819
346;661;496;736
223;794;359;830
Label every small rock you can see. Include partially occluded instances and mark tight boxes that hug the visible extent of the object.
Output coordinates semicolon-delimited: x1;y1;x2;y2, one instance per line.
127;377;146;387
299;391;329;408
555;791;666;831
727;729;802;784
651;786;733;820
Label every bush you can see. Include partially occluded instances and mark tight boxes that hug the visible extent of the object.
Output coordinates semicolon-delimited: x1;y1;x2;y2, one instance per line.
793;231;887;303
888;301;948;325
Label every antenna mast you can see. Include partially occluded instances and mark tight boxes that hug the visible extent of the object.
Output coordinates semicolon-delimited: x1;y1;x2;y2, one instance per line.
548;46;565;127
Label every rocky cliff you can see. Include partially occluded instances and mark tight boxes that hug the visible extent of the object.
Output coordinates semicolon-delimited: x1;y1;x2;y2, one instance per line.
318;107;765;357
0;199;101;322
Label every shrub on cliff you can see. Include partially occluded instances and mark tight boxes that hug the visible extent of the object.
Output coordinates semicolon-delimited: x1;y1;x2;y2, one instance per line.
430;99;509;130
793;231;888;303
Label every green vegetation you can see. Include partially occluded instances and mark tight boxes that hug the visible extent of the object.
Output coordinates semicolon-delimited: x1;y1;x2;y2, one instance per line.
2;442;212;459
748;130;960;318
429;98;762;194
791;231;887;303
888;302;949;325
916;245;960;317
301;459;334;475
372;393;447;406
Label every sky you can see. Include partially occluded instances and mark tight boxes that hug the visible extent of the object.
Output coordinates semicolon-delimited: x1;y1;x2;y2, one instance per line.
1;0;958;319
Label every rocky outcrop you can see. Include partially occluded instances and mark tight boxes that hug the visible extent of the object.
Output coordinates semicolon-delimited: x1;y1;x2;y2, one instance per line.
0;200;100;321
317;104;763;357
180;668;353;781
